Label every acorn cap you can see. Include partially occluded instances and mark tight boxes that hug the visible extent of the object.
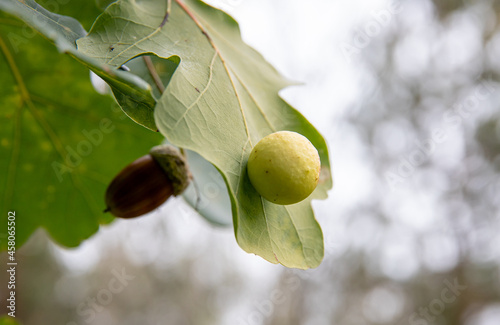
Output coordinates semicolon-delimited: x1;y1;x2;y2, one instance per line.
149;145;191;196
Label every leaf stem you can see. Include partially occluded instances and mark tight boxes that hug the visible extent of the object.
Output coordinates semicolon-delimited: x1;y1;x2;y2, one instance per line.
143;56;165;94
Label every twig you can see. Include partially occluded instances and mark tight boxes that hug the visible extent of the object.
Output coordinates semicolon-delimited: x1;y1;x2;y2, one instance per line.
143;56;165;94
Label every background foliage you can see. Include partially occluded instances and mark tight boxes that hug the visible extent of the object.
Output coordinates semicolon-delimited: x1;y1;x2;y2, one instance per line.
0;7;163;249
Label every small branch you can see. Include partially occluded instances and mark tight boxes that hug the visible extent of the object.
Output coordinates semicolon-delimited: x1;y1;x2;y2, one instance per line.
143;56;165;94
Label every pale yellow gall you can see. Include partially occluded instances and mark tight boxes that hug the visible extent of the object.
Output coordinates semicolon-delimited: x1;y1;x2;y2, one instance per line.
247;131;320;205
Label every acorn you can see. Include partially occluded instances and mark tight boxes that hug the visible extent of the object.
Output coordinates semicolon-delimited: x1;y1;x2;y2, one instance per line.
104;145;191;219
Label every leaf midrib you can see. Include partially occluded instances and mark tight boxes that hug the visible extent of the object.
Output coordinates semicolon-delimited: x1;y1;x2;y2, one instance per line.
173;51;218;128
188;5;277;133
0;35;23;212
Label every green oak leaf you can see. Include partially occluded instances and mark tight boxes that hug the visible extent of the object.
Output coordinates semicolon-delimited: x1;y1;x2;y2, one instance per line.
0;12;162;250
0;0;159;131
78;0;332;269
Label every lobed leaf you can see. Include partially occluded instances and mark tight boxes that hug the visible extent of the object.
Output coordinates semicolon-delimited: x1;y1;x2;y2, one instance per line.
78;0;332;269
0;9;162;249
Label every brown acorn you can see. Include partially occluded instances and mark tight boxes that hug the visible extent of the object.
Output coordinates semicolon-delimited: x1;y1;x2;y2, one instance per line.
104;145;190;219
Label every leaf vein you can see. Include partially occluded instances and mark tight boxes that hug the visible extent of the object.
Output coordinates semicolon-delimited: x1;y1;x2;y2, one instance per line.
173;51;217;128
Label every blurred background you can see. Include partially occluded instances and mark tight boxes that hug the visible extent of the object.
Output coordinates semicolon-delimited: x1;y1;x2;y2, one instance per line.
2;0;500;324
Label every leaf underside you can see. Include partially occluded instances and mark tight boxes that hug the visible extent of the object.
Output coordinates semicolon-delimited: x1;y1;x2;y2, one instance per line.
78;0;332;269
